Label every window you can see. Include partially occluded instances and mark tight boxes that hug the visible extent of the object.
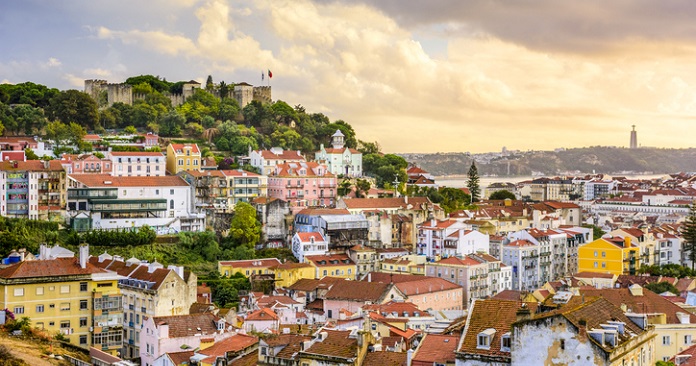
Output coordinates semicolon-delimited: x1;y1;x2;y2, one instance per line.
79;335;87;345
170;200;174;209
80;282;88;292
60;302;71;311
501;333;511;350
60;285;70;294
601;251;606;258
36;287;44;295
477;334;490;348
170;189;174;195
13;288;24;297
686;335;692;345
80;317;88;327
593;262;598;268
14;306;24;314
60;321;70;329
80;300;88;310
36;305;44;313
663;335;671;345
594;251;598;257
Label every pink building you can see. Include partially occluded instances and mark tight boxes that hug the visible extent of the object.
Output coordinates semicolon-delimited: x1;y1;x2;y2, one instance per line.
59;153;113;174
0;137;38;151
395;277;464;311
108;151;165;177
267;162;337;214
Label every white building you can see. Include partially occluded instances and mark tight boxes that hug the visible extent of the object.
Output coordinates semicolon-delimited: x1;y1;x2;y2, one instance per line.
291;232;329;262
314;130;362;177
66;174;205;233
417;219;489;258
507;228;568;283
501;239;541;291
108;152;166;177
249;147;305;176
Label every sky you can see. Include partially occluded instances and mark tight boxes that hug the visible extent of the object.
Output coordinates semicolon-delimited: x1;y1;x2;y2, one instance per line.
2;0;696;153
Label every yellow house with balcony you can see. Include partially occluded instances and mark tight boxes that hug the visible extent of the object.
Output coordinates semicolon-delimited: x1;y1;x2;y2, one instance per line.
166;143;201;174
578;236;641;276
0;245;123;354
274;262;315;288
218;258;281;278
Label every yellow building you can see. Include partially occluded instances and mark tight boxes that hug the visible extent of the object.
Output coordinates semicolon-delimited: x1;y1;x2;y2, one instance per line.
166;143;201;174
380;254;427;276
578;236;640;276
0;246;123;354
218;258;281;278
274;262;315;288
304;253;357;280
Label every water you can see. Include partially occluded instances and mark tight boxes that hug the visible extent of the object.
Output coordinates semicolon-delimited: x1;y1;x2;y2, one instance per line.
436;174;670;188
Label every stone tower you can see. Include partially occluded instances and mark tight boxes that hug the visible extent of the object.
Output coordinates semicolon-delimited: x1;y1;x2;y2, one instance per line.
630;125;637;149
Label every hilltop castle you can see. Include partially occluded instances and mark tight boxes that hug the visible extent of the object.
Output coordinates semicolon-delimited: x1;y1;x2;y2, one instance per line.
84;79;271;108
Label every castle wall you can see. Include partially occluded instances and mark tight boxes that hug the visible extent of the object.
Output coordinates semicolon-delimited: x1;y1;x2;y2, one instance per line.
84;79;107;101
107;83;133;106
253;86;272;104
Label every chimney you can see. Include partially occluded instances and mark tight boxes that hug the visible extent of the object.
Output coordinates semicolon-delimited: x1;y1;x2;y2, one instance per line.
39;243;47;260
407;349;414;366
628;284;643;297
624;236;631;248
79;244;89;269
516;303;532;322
167;265;185;280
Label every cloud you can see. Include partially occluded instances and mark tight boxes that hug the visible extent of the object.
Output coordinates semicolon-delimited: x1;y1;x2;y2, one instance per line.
96;27;197;56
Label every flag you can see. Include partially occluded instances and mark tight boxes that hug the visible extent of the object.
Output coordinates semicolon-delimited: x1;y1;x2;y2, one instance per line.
268;69;273;78
261;71;264;81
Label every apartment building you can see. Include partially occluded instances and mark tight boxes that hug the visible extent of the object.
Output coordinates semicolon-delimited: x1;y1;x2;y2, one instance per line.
60;153;113;175
108;152;165;177
249;147;305;176
426;253;512;304
267;161;338;214
166;143;201;174
0;159;66;221
502;239;541;291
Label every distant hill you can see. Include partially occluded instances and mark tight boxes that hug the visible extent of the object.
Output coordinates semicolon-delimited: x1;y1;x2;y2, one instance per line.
399;147;696;177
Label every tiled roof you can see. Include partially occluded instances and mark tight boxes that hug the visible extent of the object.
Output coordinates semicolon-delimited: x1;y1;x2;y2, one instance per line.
169;143;200;154
166;351;194;365
574;271;615;279
296;232;326;243
559;297;643;340
287;277;343;292
276;262;313;270
220;169;261;177
109;151;164;156
413;334;458;364
325;280;392;302
297;208;351;215
579;288;696;324
257;295;301;307
229;351;259;366
0;257;105;279
364;272;425;284
258;149;304;160
436;256;482;266
458;299;524;358
364;351;407;366
304;254;355;267
198;334;258;358
89;347;123;363
342;197;431;210
302;329;357;360
394;277;461;296
323;147;361;154
491;290;523;301
670;344;696;366
128;265;174;290
506;239;537;247
273;161;332;178
70;174;190;187
0;159;63;171
246;308;279;321
219;258;281;269
153;313;220;338
543;201;581;209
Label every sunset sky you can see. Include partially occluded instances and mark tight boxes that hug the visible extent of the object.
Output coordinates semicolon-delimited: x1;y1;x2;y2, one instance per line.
2;0;696;153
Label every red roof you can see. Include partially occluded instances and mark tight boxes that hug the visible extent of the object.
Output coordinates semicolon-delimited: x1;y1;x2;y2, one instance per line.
296;232;326;243
246;308;279;321
70;174;189;187
219;258;281;269
198;334;258;358
304;254;355;267
0;257;106;278
506;239;537;247
152;313;220;338
341;197;432;210
394;277;461;296
412;334;459;364
258;149;304;160
109;151;164;157
169;143;200;154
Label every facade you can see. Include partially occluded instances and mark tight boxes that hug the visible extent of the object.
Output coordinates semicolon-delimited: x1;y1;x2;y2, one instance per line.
305;253;357;280
577;236;641;276
291;232;329;262
392;277;464;312
507;228;567;284
166;143;201;174
274;262;315;289
252;197;291;248
314;130;363;177
293;208;369;250
323;280;404;319
417;219;490;258
179;169;266;211
249;147;305;176
218;258;281;278
67;174;205;233
267;161;337;214
347;244;378;280
426;254;512;304
0;246;123;354
108;152;165;177
0;160;66;220
60;153;113;175
501;239;541;291
90;254;198;360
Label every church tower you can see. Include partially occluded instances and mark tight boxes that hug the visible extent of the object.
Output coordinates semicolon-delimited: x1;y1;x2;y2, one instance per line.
331;130;345;149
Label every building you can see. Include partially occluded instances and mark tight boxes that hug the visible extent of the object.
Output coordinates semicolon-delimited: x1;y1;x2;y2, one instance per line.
166;143;201;174
296;328;371;366
249;147;305;176
314;130;363;177
455;299;520;365
67;174;205;234
501;239;541;291
291;232;329;262
267;161;338;214
577;236;641;276
293;208;369;250
416;219;490;258
347;245;378;280
218;258;281;278
108;152;166;177
60;153;113;175
630;125;638;149
412;334;458;366
0;159;66;220
379;255;428;276
426;254;512;304
252;197;291;248
274;262;315;289
305;253;357;280
323;280;404;319
179;169;267;212
90;254;198;360
0;245;123;354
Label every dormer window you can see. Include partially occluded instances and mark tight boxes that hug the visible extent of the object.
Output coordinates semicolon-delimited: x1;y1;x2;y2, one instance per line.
501;332;511;351
477;328;495;349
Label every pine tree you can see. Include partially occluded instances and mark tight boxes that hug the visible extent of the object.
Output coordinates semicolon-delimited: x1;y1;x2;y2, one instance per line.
206;75;214;91
467;161;480;203
681;203;696;270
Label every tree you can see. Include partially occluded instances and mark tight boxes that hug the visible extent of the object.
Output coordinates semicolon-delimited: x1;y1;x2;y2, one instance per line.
229;202;261;247
123;125;138;134
25;148;39;160
206;75;214;91
489;190;515;200
46;89;99;129
644;281;679;295
467;161;481;203
355;179;371;198
681;203;696;271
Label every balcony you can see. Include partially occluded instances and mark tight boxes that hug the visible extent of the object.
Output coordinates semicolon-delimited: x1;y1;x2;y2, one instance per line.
286;182;304;188
318;183;337;188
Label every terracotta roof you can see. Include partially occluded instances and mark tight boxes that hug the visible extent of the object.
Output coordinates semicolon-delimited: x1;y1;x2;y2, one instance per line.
246;308;279;321
413;334;458;364
152;313;220;338
257;295;302;307
0;160;63;171
128;265;175;290
296;232;326;243
574;271;615;279
89;347;123;363
166;351;194;365
325;280;393;302
506;239;537;248
670;344;696;366
558;297;644;341
276;262;313;270
436;256;483;266
579;288;696;324
395;277;461;296
288;277;344;292
198;334;257;359
302;329;357;360
296;208;351;215
364;272;425;284
342;197;432;210
169;143;200;154
70;174;189;187
617;228;645;238
322;147;361;154
458;299;524;358
229;351;259;366
258;149;304;160
543;201;581;209
0;257;105;279
220;169;261;177
491;290;524;301
364;351;407;366
219;258;281;269
304;254;355;267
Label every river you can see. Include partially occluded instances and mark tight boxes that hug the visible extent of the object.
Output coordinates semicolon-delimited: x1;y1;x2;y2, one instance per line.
435;174;670;188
